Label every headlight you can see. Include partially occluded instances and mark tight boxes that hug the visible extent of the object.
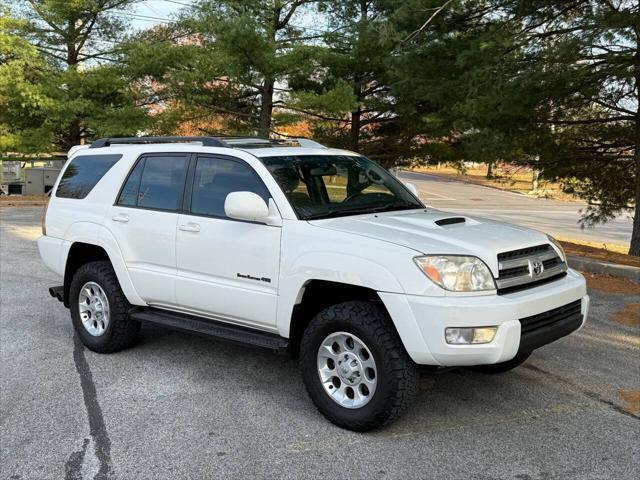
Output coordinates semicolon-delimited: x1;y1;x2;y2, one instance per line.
547;235;567;262
414;255;496;292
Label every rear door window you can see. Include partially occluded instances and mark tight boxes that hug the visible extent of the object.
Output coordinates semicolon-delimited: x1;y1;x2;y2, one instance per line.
117;155;189;211
56;154;122;199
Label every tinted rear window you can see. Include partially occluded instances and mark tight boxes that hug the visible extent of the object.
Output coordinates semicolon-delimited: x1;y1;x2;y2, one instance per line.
137;156;189;211
117;159;145;207
56;154;122;199
116;155;189;211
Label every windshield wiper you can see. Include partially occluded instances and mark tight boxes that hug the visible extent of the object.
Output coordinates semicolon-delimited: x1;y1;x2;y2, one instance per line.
367;201;421;213
303;208;362;220
303;201;421;220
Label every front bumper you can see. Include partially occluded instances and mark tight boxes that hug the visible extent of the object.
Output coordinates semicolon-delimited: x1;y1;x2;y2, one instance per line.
379;268;589;366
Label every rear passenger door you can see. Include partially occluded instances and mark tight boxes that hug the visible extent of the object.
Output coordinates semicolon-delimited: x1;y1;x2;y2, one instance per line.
175;154;281;330
108;153;189;306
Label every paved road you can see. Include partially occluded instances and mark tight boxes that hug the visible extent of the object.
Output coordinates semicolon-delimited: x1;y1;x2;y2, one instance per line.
398;171;633;248
1;208;639;480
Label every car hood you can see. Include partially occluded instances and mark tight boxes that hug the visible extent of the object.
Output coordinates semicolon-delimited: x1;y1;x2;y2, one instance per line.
308;209;551;276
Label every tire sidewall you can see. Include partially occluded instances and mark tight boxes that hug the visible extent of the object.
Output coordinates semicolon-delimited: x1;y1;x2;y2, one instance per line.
301;312;399;427
70;263;121;350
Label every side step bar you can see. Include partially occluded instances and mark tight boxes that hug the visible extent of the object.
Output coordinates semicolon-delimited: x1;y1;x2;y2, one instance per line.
129;308;289;353
49;286;64;303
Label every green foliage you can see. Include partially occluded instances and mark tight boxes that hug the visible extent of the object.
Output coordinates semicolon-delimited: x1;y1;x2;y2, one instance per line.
18;0;132;67
287;0;405;163
1;1;149;152
1;0;638;253
290;80;356;115
387;0;638;253
129;0;322;137
0;11;55;152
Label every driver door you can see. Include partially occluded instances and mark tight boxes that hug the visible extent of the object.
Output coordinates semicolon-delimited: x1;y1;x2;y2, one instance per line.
175;155;281;331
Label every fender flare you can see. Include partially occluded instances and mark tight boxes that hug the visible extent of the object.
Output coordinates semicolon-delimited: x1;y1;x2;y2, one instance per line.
63;221;145;306
276;251;405;338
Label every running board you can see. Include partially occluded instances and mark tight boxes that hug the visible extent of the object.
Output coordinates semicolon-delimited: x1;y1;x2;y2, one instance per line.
129;308;289;353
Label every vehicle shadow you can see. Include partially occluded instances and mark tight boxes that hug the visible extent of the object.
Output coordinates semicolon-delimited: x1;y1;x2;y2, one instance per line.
117;323;591;438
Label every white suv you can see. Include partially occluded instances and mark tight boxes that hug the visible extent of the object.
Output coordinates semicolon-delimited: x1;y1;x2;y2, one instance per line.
39;136;589;431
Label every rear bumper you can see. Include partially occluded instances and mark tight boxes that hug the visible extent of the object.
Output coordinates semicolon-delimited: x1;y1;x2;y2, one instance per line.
379;268;588;366
37;235;67;277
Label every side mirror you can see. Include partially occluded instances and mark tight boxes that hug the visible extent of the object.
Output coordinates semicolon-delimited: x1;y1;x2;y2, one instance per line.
404;182;418;196
224;191;270;222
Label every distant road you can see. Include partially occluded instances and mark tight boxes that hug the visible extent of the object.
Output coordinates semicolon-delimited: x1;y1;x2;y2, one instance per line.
398;170;632;248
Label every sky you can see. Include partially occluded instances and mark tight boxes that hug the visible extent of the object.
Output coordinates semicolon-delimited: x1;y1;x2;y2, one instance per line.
129;0;193;31
127;0;324;33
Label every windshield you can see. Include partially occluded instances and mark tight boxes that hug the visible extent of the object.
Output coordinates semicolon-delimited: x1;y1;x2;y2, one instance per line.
259;155;424;220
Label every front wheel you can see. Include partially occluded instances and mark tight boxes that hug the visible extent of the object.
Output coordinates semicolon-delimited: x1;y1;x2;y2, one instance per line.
300;301;417;431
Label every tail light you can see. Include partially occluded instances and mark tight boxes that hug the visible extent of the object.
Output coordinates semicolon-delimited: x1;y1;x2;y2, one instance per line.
41;192;51;236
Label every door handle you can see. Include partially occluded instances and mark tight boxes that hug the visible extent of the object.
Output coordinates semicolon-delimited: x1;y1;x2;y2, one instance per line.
112;213;129;223
179;222;200;232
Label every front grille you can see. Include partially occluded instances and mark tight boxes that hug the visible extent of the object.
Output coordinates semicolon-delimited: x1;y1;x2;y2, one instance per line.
498;244;552;262
496;244;567;293
499;265;530;279
518;300;583;353
543;257;562;269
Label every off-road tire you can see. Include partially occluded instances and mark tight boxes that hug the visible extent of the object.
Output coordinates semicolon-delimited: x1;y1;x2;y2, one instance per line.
300;301;417;431
69;261;140;353
469;351;532;374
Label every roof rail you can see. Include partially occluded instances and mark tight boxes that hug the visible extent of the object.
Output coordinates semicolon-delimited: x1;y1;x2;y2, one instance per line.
220;137;328;149
295;139;327;149
89;135;327;149
90;136;226;148
220;137;273;148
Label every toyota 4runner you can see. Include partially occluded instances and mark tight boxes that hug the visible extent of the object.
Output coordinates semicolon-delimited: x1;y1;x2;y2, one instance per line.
39;136;589;431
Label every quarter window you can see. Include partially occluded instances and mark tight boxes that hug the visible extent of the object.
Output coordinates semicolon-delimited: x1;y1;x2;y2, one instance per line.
56;154;122;199
117;158;144;206
190;157;270;218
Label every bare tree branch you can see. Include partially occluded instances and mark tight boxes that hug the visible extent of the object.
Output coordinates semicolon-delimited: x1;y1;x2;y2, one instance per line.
403;0;455;43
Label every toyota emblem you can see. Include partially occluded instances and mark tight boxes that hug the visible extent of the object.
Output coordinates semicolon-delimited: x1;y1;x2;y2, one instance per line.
531;259;544;276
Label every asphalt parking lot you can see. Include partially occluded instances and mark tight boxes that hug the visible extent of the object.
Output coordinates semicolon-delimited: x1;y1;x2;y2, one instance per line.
1;207;639;480
397;170;633;247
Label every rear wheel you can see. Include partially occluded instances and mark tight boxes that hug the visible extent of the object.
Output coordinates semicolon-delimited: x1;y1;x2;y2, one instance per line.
469;351;532;374
300;301;417;431
69;261;140;353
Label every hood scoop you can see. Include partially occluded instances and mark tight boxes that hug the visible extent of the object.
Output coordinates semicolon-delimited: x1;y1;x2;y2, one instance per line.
434;217;466;227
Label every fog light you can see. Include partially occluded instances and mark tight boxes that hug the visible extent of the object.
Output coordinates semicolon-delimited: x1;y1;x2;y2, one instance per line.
445;327;497;344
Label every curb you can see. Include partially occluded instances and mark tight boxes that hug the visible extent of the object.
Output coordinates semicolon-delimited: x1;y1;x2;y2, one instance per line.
0;201;46;208
568;255;640;282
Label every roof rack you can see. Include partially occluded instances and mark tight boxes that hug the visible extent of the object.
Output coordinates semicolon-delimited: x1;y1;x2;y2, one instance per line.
90;136;225;148
89;136;327;149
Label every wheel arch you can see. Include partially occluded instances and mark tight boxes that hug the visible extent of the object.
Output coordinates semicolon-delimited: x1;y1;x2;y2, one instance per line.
63;242;109;307
61;224;145;307
287;280;393;358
